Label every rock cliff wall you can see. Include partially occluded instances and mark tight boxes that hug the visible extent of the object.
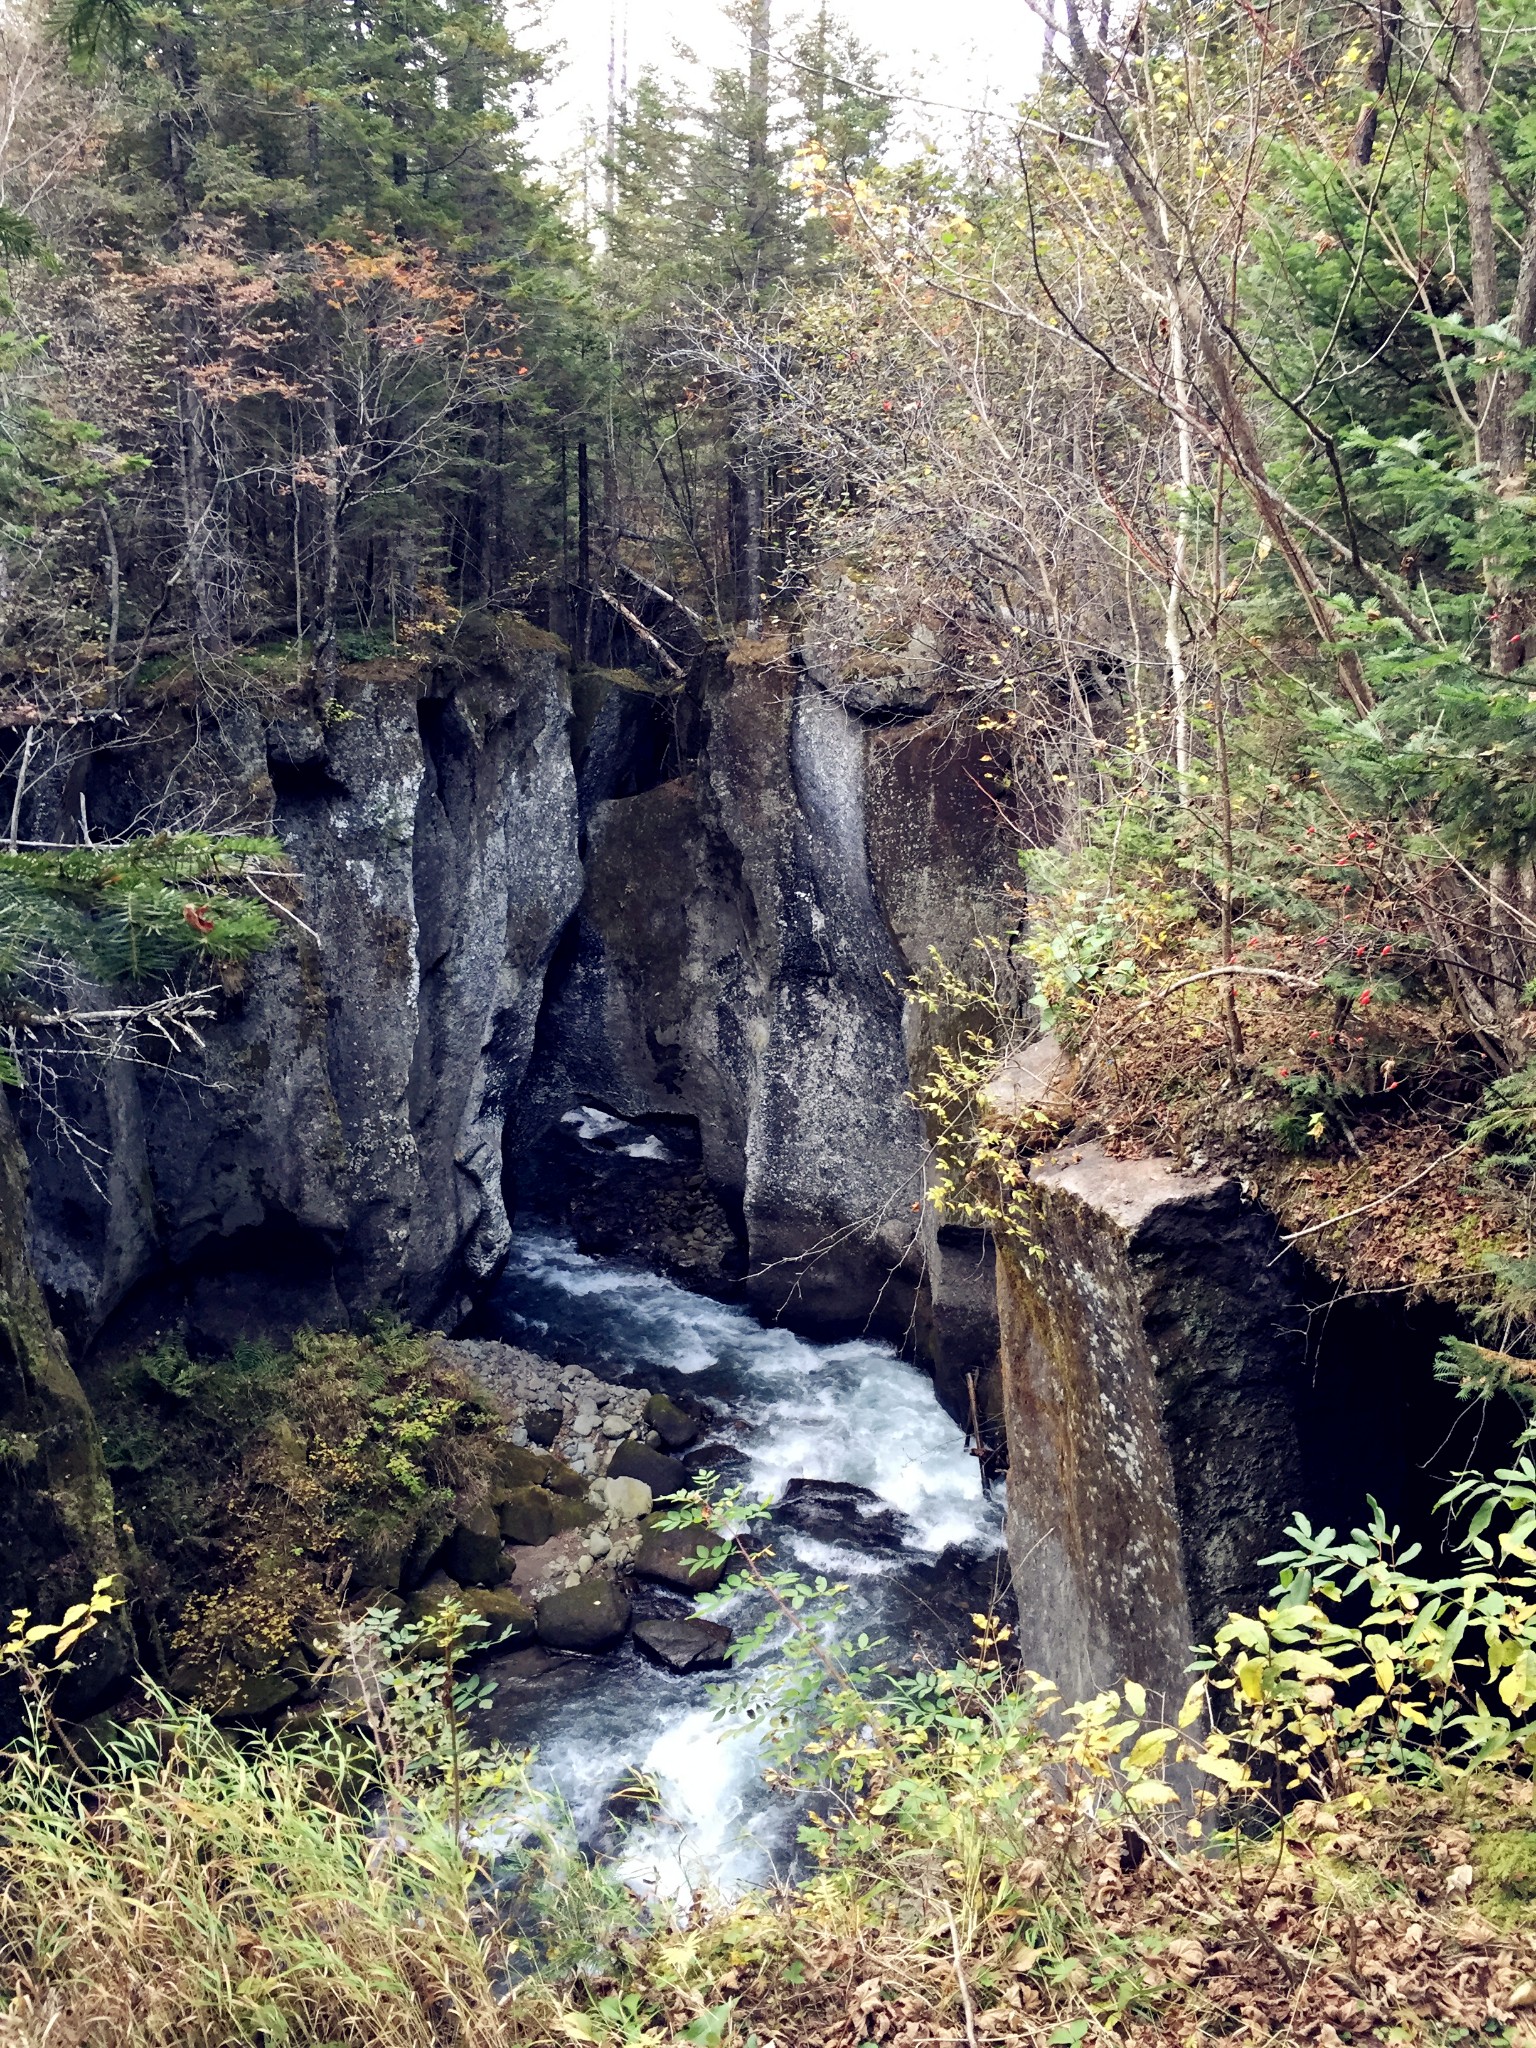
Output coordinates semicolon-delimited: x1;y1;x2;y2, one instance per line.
997;1142;1309;1708
506;642;1020;1387
17;623;1016;1420
0;1092;129;1712
21;618;582;1356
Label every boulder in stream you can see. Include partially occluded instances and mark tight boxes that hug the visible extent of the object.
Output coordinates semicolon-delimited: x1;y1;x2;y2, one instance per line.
642;1391;699;1449
631;1513;728;1592
633;1617;732;1673
535;1578;631;1652
775;1476;911;1552
606;1439;690;1499
598;1474;653;1521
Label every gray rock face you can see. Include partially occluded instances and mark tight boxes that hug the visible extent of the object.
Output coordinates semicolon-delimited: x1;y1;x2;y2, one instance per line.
21;621;581;1353
511;645;1021;1378
20;623;1017;1440
997;1142;1308;1711
444;1506;509;1588
642;1391;698;1450
606;1439;690;1500
633;1617;732;1673
0;1095;129;1717
631;1514;729;1592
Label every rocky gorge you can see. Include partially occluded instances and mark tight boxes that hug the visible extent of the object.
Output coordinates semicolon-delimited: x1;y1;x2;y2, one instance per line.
0;614;1482;1739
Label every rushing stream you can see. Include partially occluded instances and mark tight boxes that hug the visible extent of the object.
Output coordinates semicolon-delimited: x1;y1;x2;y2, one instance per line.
474;1232;1006;1909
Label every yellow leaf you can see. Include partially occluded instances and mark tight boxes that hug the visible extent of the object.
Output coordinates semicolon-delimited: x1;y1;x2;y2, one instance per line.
1126;1729;1173;1772
1125;1778;1180;1806
1196;1753;1250;1789
1236;1658;1266;1704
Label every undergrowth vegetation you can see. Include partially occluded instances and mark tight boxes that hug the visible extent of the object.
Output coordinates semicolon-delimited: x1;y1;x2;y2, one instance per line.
912;747;1536;1358
93;1322;507;1714
1;1420;1534;2046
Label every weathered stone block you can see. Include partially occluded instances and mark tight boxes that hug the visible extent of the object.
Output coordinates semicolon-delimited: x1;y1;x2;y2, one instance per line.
606;1439;689;1499
444;1506;508;1588
633;1617;732;1672
642;1391;698;1449
631;1514;727;1592
999;1142;1307;1712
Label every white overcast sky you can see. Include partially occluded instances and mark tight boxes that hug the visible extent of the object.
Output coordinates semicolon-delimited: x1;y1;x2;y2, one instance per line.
520;0;1044;177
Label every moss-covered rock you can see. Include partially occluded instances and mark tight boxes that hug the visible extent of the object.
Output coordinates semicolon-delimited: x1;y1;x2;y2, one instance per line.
524;1406;562;1447
443;1506;508;1587
406;1575;533;1650
498;1485;557;1545
405;1571;462;1624
498;1483;598;1545
534;1578;630;1652
631;1514;727;1592
606;1439;689;1499
0;1095;127;1718
1474;1827;1536;1924
642;1391;699;1450
457;1587;535;1645
165;1653;301;1723
92;1319;522;1692
488;1441;585;1500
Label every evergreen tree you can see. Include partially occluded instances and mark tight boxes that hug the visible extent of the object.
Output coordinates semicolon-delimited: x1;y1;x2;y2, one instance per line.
1;0;596;690
593;3;890;636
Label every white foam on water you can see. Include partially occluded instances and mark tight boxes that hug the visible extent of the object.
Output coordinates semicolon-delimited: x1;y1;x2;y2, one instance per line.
496;1233;998;1557
483;1233;1004;1908
607;1706;781;1913
781;1533;903;1580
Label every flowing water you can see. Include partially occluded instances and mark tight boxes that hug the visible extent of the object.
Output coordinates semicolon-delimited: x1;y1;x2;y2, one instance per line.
474;1232;1006;1910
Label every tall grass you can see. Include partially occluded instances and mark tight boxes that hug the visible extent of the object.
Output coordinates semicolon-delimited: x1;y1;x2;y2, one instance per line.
0;1703;510;2048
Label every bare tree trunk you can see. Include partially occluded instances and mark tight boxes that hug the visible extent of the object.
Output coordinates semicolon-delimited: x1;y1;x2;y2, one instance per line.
292;417;305;660
99;507;121;685
1454;0;1522;679
739;424;764;635
577;434;591;661
1164;298;1195;793
7;727;35;853
316;378;340;697
1059;0;1373;715
174;324;229;660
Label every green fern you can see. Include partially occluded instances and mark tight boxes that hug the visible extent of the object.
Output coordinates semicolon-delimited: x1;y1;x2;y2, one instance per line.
1435;1336;1536;1415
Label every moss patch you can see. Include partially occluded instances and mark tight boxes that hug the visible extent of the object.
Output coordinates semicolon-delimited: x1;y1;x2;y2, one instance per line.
1473;1823;1536;1925
95;1324;511;1709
